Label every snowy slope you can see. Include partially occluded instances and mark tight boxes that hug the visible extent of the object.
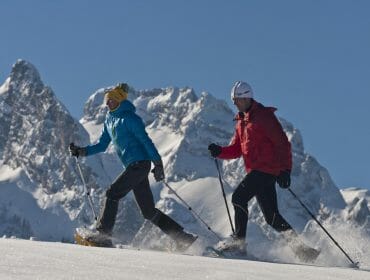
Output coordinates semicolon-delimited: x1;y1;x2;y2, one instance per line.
1;238;369;280
0;60;369;268
0;162;76;241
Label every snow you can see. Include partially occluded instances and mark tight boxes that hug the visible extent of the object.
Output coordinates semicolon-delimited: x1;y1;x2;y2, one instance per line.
0;238;368;280
147;126;181;159
160;178;234;238
80;120;103;143
0;179;76;241
341;187;370;208
0;161;22;182
0;77;10;96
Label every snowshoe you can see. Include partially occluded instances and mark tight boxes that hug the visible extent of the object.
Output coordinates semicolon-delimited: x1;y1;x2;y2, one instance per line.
204;246;227;258
205;246;247;258
74;227;113;248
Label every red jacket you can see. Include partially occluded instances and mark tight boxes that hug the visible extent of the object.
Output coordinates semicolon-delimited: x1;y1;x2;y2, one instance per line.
219;100;292;176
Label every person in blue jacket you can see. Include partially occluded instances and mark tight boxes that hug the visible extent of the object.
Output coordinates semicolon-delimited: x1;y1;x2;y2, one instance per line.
70;83;196;251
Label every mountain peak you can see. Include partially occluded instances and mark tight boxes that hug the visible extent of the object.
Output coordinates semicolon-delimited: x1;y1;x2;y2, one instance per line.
10;59;42;87
0;59;93;194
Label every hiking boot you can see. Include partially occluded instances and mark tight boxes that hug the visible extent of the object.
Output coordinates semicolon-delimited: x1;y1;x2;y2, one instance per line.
89;232;112;246
216;235;246;254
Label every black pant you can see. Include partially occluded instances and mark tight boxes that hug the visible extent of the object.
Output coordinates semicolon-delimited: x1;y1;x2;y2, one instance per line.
96;160;184;238
231;170;292;239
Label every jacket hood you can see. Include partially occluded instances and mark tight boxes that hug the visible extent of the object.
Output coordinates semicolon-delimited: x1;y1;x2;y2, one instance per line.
109;100;136;117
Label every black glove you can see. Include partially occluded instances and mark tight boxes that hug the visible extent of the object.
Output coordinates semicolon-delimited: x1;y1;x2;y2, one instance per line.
151;161;165;182
69;143;87;158
276;170;291;189
208;143;222;158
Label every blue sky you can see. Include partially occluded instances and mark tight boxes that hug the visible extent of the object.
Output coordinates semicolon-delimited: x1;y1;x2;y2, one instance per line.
1;0;370;189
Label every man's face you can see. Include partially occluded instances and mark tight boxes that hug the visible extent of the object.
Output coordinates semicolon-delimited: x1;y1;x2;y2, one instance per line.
106;98;120;111
232;97;252;112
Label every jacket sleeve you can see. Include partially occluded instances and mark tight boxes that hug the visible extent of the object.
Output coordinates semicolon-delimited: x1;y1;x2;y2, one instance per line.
126;114;162;162
261;111;292;171
218;128;242;159
85;123;111;156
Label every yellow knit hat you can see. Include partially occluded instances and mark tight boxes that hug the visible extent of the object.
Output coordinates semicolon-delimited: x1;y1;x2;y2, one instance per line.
104;83;129;104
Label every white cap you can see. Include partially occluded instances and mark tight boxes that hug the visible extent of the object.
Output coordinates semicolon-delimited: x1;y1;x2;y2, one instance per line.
230;81;254;100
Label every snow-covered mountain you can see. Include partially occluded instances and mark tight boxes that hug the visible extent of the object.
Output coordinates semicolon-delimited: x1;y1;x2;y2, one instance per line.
0;60;369;267
0;60;108;241
341;188;370;226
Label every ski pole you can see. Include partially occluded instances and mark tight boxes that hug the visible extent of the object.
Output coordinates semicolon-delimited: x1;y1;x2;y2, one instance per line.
288;188;358;268
163;181;222;241
214;159;235;234
75;157;98;221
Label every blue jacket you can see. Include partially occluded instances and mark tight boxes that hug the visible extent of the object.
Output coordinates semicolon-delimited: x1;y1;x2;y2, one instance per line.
85;100;161;168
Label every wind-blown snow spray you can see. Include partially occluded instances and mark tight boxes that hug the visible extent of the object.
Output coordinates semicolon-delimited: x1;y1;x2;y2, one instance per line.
288;188;359;268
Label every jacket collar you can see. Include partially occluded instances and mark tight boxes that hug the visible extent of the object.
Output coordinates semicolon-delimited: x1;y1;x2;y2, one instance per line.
233;100;258;122
233;100;277;122
108;100;136;117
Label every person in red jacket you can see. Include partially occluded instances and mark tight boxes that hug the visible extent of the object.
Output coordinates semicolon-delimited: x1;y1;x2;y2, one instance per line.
208;81;293;253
